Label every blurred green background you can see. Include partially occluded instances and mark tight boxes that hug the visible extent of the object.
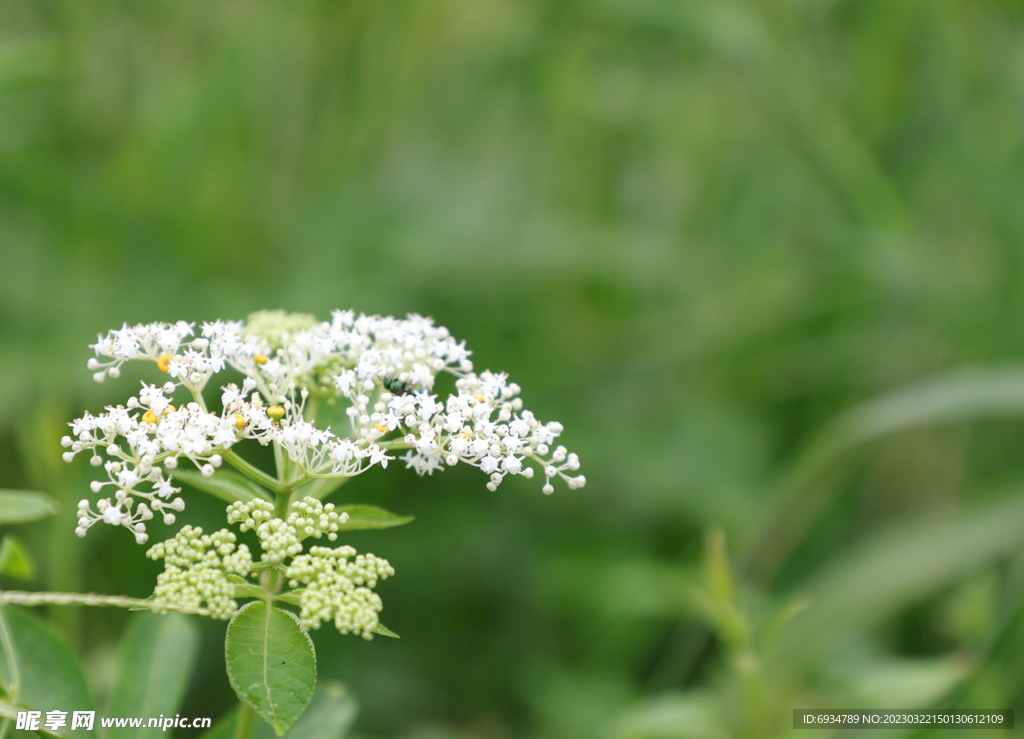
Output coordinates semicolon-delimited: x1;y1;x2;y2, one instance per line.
4;0;1024;737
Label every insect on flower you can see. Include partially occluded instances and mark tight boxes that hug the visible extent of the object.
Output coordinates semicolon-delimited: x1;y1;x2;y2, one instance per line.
381;375;414;396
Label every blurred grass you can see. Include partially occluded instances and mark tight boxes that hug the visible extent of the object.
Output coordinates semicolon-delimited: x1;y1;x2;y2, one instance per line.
3;0;1024;736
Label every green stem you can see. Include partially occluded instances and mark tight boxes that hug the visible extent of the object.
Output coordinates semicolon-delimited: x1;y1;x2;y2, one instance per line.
222;449;282;493
0;608;20;701
188;387;209;414
234;701;257;739
263;451;295;595
0;590;211;616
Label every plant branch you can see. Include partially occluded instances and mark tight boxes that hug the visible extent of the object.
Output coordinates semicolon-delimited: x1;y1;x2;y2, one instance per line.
0;608;19;702
221;449;282;493
0;590;211;617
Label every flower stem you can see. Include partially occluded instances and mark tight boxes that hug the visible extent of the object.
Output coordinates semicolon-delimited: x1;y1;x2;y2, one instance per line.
0;607;20;702
234;702;257;739
263;451;294;596
221;449;282;493
0;590;211;616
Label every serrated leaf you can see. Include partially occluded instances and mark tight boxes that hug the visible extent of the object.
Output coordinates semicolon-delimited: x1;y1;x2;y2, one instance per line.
0;536;34;580
105;613;199;738
0;607;95;738
372;622;400;639
274;590;303;607
0;491;59;525
265;681;356;739
336;505;413;530
197;681;357;739
172;468;270;504
225;602;316;737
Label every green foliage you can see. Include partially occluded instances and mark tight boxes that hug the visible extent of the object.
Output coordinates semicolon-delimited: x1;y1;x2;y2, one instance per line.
225;602;317;737
104;614;199;738
4;0;1024;735
606;691;726;739
333;506;414;531
172;468;271;504
0;536;34;580
0;491;59;525
0;608;95;738
199;681;357;739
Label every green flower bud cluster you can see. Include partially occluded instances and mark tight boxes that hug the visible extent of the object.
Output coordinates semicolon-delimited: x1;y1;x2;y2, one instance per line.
227;497;349;564
225;499;275;530
285;497;348;542
152;497;391;632
286;545;395;639
146;525;253;620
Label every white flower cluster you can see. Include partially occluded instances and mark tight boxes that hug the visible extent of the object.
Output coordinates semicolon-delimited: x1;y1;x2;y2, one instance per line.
286;545;395;639
226;497;349;563
146;526;253;620
66;310;583;542
63;384;235;543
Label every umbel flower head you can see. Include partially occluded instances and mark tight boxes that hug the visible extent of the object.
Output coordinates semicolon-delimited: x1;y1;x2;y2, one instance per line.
62;310;584;543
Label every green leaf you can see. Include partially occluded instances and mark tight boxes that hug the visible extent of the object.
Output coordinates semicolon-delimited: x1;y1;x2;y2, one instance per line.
225;573;265;601
606;690;727;739
0;536;35;580
748;367;1024;580
0;491;59;525
172;468;271;503
336;505;413;530
197;681;357;739
225;601;316;737
273;590;303;607
775;492;1024;662
372;622;400;639
0;607;95;738
837;653;974;708
296;477;349;501
0;698;62;737
265;681;356;739
104;613;200;738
